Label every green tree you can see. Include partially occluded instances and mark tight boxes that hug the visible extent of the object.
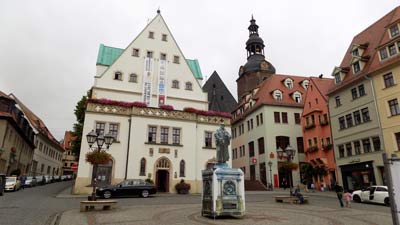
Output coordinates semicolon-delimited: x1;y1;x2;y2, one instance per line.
300;163;315;186
71;90;91;159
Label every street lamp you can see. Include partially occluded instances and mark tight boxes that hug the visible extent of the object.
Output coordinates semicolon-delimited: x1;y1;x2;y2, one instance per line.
268;161;273;191
277;145;296;195
86;130;114;201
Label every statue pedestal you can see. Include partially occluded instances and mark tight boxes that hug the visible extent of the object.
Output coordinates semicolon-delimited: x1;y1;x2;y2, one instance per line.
201;163;245;218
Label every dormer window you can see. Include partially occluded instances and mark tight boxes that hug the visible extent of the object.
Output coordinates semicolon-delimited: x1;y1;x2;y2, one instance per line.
273;90;282;101
380;48;389;60
353;61;361;74
389;44;397;56
302;80;309;89
284;79;293;89
293;92;302;103
352;49;359;56
334;72;341;84
114;72;122;80
390;25;399;38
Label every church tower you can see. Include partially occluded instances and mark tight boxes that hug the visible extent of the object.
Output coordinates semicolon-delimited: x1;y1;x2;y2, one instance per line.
236;16;276;99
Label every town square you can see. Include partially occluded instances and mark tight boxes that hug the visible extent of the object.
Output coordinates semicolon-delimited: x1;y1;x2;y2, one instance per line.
1;1;400;225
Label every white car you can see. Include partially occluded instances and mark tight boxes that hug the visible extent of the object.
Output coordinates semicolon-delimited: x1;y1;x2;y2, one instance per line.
5;177;21;191
352;185;390;206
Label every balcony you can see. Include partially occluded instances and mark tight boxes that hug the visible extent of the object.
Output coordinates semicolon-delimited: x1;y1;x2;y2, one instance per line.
306;145;318;153
322;144;333;150
304;123;316;130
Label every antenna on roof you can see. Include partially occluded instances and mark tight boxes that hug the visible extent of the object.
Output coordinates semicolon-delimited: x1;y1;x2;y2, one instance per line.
319;74;323;78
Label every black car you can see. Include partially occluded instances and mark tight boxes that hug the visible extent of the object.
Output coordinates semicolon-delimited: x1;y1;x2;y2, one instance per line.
96;179;156;199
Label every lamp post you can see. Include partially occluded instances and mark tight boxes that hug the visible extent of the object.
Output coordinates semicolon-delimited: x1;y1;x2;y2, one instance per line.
276;145;296;196
268;161;273;191
86;130;114;201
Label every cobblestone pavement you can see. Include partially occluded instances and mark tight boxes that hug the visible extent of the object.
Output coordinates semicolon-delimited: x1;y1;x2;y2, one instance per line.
60;202;391;225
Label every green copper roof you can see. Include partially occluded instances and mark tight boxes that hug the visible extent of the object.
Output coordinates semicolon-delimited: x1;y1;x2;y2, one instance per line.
96;44;203;80
96;44;124;66
186;59;203;80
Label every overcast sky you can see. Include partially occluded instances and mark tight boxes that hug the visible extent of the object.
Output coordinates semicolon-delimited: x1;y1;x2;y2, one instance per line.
0;0;398;140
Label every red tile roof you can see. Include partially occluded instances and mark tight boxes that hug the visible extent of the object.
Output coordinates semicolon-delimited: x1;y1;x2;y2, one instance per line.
233;74;309;123
9;94;63;149
328;6;400;94
302;77;334;117
63;131;76;150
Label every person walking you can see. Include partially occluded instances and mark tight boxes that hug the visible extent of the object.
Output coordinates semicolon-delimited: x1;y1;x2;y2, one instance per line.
334;182;344;207
310;182;315;192
344;190;352;208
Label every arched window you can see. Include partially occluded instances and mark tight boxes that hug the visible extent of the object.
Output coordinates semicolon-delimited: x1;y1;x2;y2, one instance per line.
180;160;185;177
114;72;122;80
129;73;138;83
140;158;146;176
185;82;193;90
172;80;179;89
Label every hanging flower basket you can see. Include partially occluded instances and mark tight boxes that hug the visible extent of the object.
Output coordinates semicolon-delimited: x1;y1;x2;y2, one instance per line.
279;162;299;172
85;150;112;165
160;104;174;111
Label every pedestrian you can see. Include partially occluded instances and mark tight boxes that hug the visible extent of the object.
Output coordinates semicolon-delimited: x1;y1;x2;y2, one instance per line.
310;182;315;192
20;174;26;190
344;190;352;208
334;182;344;207
323;182;327;192
282;178;287;190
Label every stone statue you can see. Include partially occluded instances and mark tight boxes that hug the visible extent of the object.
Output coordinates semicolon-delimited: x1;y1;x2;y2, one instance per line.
214;124;231;163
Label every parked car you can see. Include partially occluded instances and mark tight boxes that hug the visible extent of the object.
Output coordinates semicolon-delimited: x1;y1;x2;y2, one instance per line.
0;174;5;196
35;176;45;185
53;176;61;182
24;176;37;187
96;179;157;199
352;185;390;206
66;175;73;180
44;175;52;184
5;176;21;191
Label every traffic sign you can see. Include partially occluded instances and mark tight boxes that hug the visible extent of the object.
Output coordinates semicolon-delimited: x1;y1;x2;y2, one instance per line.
71;164;78;171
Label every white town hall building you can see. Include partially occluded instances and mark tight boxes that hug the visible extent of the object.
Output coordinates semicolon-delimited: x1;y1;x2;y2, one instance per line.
74;11;232;194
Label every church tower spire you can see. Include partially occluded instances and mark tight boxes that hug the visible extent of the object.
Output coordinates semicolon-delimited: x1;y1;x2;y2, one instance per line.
236;16;276;99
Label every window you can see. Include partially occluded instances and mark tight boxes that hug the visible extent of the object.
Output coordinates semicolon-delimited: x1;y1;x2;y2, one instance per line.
354;110;361;125
334;73;341;84
173;55;180;64
380;48;388;60
172;128;181;145
354;141;361;155
372;137;381;151
396;132;400;150
140;158;146;176
389;44;397;56
148;126;157;143
339;117;346;129
247;120;250;131
179;160;185;177
390;25;400;38
146;51;153;58
297;137;304;153
351;88;358;99
258;137;265;155
185;82;193;90
109;123;118;139
308;139;312;147
274;112;280;123
282;112;288;124
260;113;263;124
353;61;361;73
114;72;122;80
160;53;167;60
256;115;259;126
248;141;255;157
162;34;167;41
346;114;353;127
361;108;370;122
148;31;154;39
250;119;254;129
160;127;169;144
205;131;212;148
172;80;179;89
346;143;352;156
358;85;365;96
352;49;359;56
363;138;371;153
132;48;139;57
335;96;341;107
129;74;137;83
294;94;301;103
96;122;106;135
339;145;345;158
326;137;331;145
276;136;290;150
384;73;395;88
389;99;400;116
313;137;317;146
294;113;301;124
274;91;282;101
285;79;293;89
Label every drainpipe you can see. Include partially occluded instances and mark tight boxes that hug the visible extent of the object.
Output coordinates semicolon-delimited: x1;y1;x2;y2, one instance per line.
365;75;385;185
124;118;132;180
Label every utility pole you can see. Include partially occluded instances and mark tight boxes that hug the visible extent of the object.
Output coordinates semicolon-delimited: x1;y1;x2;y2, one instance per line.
382;153;399;225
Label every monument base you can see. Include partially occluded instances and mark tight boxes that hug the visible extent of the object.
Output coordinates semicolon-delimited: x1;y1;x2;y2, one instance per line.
201;163;245;218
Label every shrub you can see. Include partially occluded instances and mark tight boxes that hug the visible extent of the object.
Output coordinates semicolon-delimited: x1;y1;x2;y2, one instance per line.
175;179;191;194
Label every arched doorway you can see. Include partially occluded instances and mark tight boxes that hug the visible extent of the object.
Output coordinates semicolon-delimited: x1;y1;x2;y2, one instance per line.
95;160;113;187
155;157;171;192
